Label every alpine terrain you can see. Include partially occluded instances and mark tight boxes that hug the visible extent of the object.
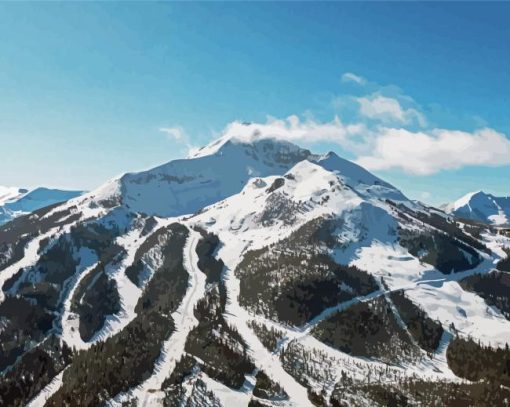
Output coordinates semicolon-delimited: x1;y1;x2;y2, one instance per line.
444;191;510;226
1;126;510;407
0;187;83;226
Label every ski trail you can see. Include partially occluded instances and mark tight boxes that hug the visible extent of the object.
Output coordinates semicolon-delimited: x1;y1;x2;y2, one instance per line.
26;368;67;407
0;227;65;304
60;261;101;350
109;229;206;407
223;266;314;407
434;329;454;363
0;206;105;306
84;228;144;344
59;227;146;350
379;276;422;350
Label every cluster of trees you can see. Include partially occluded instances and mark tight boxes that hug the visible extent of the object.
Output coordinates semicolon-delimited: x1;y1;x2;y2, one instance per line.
333;376;510;406
247;320;284;353
460;270;510;320
124;223;172;287
389;290;444;353
390;200;490;254
446;336;510;386
312;297;418;364
399;228;480;274
185;278;254;389
48;311;174;406
0;202;78;272
166;230;255;400
236;218;377;326
280;339;339;396
72;266;121;341
46;223;189;405
252;370;288;401
161;354;197;406
497;248;510;273
0;334;72;406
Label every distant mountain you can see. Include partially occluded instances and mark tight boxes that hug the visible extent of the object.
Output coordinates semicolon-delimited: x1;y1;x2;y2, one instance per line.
0;187;84;225
1;131;510;406
444;190;510;226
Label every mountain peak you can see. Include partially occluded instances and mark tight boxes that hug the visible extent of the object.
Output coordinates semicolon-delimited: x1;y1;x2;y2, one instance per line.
0;187;83;225
119;134;311;217
447;190;510;225
190;127;309;160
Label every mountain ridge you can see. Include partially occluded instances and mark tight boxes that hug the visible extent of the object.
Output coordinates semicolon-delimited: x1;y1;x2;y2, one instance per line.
0;186;84;225
0;135;509;406
445;190;510;226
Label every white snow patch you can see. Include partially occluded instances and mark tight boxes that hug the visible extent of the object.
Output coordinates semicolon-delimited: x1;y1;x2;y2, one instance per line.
26;368;67;407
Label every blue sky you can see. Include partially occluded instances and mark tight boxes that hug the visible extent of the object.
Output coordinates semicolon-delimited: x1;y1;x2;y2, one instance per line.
1;2;509;205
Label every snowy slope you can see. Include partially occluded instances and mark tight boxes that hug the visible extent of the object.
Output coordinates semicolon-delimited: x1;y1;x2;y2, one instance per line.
3;133;510;406
119;137;311;217
445;190;510;225
0;186;27;205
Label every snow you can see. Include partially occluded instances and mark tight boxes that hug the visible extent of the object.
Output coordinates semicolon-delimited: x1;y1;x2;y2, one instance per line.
192;160;363;254
120;137;310;218
60;253;99;350
88;227;145;343
481;229;510;258
409;281;510;347
175;151;509;398
60;219;172;349
0;185;25;205
0;186;83;225
447;191;483;212
445;190;510;225
110;229;207;406
0;224;73;305
221;264;314;407
314;151;407;202
347;237;510;348
5;135;510;405
197;372;252;407
26;368;67;407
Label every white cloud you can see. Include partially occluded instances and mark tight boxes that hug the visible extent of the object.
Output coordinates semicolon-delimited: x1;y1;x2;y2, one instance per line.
159;127;186;141
357;94;427;127
159;126;201;157
356;127;510;175
341;72;366;85
221;115;369;153
164;72;510;177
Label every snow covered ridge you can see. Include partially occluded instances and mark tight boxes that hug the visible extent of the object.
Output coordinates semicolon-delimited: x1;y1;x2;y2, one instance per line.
445;190;510;226
2;134;510;406
0;186;84;225
83;134;407;219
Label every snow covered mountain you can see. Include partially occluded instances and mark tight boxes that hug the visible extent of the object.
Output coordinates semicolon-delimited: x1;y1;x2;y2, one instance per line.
445;190;510;226
0;186;83;225
1;132;510;407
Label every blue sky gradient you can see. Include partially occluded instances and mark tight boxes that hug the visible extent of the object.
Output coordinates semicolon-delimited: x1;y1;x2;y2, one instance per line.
1;2;509;205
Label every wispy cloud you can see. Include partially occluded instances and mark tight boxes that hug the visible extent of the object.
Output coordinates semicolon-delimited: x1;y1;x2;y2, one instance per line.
159;127;186;141
341;72;366;85
159;126;199;156
356;94;427;127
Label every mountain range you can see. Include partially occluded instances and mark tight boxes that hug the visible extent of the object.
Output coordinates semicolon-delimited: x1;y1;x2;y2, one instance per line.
0;129;509;407
444;190;510;226
0;187;83;226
